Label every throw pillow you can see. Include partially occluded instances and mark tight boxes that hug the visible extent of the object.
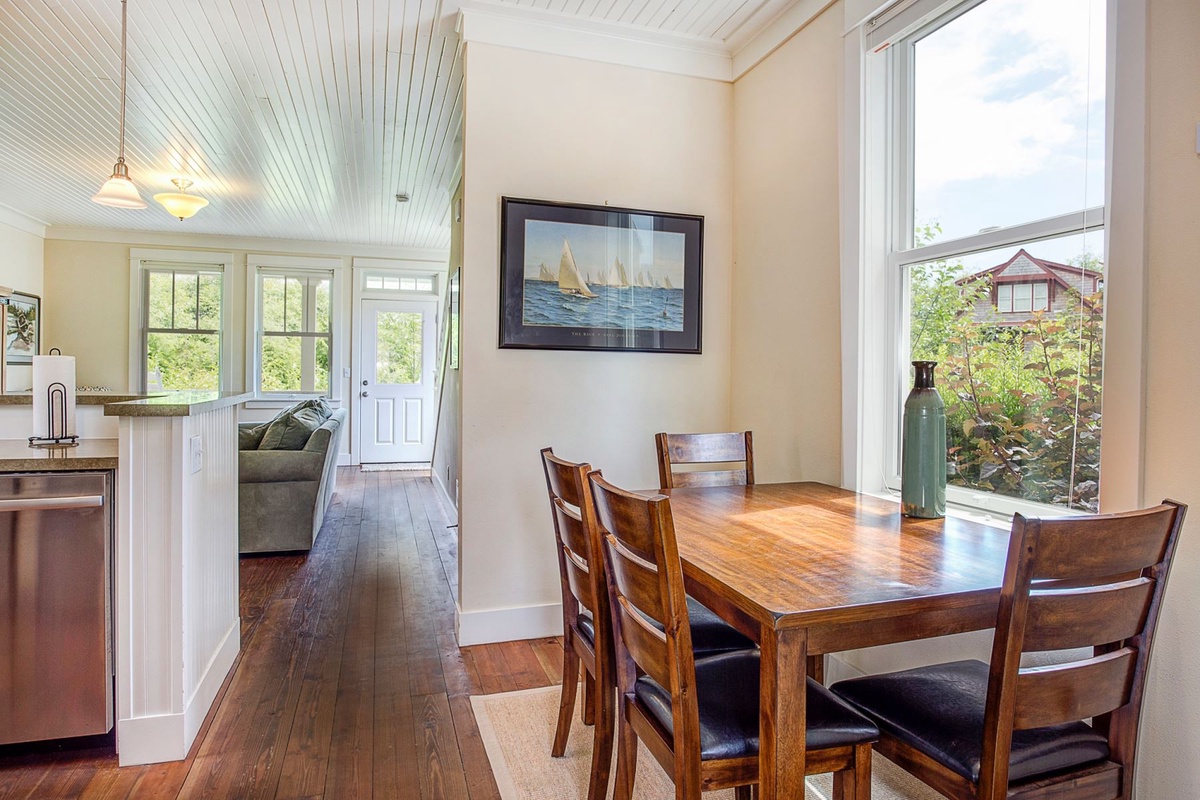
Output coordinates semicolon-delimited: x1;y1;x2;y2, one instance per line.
238;423;269;450
258;400;331;451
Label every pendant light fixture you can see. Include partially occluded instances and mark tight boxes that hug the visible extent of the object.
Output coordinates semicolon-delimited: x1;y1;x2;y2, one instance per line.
154;179;209;220
92;0;146;209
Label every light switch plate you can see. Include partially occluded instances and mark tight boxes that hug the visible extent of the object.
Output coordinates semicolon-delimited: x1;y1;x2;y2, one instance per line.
190;435;203;474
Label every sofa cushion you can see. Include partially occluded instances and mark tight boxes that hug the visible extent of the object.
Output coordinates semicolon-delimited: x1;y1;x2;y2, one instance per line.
259;399;334;451
239;423;269;450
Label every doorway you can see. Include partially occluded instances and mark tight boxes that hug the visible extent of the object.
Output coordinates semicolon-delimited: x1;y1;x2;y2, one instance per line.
357;298;438;464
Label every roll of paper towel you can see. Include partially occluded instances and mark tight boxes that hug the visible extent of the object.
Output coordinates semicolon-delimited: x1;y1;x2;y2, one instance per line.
32;355;77;440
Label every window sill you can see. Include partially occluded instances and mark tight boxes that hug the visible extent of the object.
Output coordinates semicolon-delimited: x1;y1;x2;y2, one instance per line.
863;488;1013;532
869;484;1088;528
243;395;342;410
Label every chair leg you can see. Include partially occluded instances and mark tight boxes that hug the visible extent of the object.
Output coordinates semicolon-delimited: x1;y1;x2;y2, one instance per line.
585;668;615;800
832;742;873;800
583;670;597;726
551;643;580;758
735;787;753;800
612;710;638;800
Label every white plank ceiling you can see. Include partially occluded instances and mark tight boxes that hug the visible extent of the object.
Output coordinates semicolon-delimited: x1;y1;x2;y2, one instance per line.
0;0;782;249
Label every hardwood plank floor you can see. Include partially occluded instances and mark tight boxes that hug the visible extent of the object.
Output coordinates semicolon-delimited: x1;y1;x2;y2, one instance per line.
0;468;564;800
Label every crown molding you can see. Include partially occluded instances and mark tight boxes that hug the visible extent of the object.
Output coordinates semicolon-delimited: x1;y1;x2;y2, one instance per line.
457;2;734;82
731;0;837;78
456;0;831;83
44;225;449;263
0;204;49;238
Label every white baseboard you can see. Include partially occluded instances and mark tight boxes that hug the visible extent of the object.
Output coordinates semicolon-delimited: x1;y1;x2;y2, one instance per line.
431;471;458;520
116;618;240;766
456;601;563;646
825;654;866;685
183;618;240;750
338;452;356;466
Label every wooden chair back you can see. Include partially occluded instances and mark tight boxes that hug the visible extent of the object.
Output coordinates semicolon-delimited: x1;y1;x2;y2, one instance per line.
655;431;755;489
588;471;701;754
978;501;1187;797
541;448;608;629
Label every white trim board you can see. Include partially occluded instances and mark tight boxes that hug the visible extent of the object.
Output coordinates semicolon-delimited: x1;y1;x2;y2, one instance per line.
45;225;449;263
457;0;834;83
455;602;563;646
0;203;48;238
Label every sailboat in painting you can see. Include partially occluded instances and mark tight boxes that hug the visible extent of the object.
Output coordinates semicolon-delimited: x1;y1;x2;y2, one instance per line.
606;257;630;288
537;262;556;282
661;275;674;290
558;239;598;298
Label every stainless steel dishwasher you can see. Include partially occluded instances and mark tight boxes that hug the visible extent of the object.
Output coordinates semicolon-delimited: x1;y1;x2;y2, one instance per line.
0;471;113;745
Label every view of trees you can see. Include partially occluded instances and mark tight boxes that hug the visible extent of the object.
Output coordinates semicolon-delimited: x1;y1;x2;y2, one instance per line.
145;271;222;390
909;225;1104;512
374;311;422;385
259;275;331;393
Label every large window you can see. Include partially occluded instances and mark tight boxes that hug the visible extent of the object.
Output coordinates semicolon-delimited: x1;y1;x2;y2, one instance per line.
255;270;333;395
139;262;225;391
888;0;1107;512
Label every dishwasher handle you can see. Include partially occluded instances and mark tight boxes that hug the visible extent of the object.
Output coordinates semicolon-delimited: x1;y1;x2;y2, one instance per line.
0;495;105;512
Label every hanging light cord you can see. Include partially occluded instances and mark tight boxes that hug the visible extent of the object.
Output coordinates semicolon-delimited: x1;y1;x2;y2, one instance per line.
117;0;129;166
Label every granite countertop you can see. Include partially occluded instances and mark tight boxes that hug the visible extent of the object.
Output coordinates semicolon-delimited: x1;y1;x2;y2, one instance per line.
0;438;118;471
0;392;151;406
103;391;254;417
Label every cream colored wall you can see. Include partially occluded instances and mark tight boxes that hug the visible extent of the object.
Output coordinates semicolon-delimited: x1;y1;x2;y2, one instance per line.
0;221;44;297
730;3;843;484
42;237;364;455
1136;1;1200;795
459;43;734;621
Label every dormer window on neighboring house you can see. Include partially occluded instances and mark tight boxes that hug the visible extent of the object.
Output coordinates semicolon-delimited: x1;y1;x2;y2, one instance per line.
997;281;1049;313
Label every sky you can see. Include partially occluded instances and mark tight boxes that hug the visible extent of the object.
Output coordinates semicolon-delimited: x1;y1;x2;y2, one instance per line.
523;219;687;286
912;0;1106;268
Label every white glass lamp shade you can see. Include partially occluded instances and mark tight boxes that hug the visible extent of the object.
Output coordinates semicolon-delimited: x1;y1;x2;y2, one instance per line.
92;165;147;208
153;191;209;220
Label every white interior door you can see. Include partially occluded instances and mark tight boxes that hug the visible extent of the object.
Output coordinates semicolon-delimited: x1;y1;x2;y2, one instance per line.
359;298;437;463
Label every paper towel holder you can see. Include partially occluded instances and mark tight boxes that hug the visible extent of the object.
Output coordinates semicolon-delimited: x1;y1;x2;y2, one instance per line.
29;349;80;447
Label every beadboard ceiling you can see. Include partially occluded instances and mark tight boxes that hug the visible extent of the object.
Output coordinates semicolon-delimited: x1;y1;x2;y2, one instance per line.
0;0;794;250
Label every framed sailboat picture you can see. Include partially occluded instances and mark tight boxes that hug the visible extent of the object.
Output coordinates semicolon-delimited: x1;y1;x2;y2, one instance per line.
499;197;703;353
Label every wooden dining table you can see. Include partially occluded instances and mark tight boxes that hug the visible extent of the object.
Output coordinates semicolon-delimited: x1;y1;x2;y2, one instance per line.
664;481;1013;800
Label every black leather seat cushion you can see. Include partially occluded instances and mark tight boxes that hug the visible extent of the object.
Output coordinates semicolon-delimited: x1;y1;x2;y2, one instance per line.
577;597;752;655
635;650;879;761
831;660;1110;784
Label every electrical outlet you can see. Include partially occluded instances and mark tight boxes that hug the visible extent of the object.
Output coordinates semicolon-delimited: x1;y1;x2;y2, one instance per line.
190;435;203;474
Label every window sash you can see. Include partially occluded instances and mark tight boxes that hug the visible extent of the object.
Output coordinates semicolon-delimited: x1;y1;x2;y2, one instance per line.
141;266;225;391
255;269;334;396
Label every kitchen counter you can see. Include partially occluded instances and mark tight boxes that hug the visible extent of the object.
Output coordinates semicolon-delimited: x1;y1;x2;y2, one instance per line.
0;438;118;471
103;391;252;417
0;392;150;406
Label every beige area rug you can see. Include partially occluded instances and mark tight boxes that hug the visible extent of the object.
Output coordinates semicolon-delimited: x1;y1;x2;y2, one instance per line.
471;685;947;800
359;461;431;473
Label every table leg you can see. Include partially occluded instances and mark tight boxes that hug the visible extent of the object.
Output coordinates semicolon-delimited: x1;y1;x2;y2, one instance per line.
759;626;808;800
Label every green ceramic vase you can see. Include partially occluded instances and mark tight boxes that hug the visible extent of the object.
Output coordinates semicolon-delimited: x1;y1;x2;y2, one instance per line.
901;360;947;519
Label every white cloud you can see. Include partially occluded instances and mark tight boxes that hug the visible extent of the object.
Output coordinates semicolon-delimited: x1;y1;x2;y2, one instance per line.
913;0;1106;192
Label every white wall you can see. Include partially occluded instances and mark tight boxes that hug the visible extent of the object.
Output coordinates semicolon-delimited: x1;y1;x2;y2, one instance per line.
0;217;46;392
1136;1;1200;795
731;3;844;484
458;42;734;641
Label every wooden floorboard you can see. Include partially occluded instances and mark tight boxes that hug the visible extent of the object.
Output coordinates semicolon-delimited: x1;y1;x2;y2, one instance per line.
0;467;560;800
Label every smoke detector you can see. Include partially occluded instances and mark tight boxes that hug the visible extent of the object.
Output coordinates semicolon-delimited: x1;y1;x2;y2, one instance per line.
395;192;410;203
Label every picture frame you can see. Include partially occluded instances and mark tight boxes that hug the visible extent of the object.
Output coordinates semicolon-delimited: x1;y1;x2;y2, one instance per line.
4;291;40;365
499;197;703;353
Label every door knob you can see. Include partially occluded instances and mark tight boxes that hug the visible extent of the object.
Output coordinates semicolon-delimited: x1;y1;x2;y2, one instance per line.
361;390;369;398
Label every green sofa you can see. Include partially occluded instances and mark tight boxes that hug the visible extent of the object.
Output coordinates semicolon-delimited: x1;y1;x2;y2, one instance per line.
238;407;347;553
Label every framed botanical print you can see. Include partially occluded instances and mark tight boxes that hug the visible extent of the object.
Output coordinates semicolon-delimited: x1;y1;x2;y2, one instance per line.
5;291;39;364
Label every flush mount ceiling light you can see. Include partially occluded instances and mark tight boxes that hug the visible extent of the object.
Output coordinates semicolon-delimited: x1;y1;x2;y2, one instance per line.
92;0;146;209
154;178;209;220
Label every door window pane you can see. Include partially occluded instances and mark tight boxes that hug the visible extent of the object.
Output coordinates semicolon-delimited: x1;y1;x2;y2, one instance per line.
375;311;422;385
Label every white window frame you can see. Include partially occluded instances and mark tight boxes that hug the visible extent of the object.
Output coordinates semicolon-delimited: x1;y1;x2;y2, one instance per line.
128;248;234;393
840;0;1147;517
246;254;346;403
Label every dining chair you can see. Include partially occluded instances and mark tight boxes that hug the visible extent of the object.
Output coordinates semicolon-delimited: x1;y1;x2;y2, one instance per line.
588;470;879;800
540;448;756;800
655;431;755;490
831;501;1187;800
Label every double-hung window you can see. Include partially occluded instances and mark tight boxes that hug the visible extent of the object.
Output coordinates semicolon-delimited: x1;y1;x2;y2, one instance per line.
254;270;333;396
133;252;230;392
876;0;1107;513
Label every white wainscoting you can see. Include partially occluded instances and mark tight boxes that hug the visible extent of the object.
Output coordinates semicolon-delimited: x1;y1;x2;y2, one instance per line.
114;405;241;766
